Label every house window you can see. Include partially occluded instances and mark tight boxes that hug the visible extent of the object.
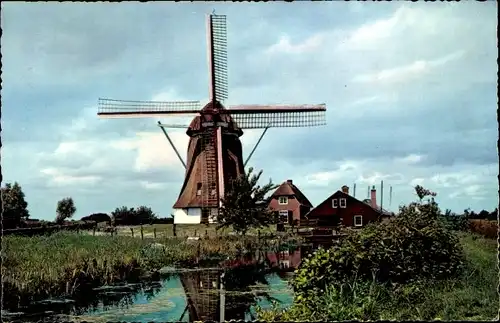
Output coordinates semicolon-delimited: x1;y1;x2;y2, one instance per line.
197;183;202;196
332;198;338;208
279;210;289;224
278;196;288;205
354;215;363;227
340;198;347;208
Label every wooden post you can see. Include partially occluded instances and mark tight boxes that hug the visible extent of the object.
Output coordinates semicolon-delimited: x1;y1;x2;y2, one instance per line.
194;229;197;237
196;242;201;264
154;227;157;239
219;272;225;323
140;225;144;240
173;224;177;237
131;227;134;237
93;226;96;236
205;229;208;237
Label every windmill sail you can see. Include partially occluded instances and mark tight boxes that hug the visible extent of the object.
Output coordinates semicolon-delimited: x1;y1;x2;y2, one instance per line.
207;14;228;102
97;98;201;118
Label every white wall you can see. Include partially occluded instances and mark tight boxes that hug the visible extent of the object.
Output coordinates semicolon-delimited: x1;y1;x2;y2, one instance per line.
173;208;201;224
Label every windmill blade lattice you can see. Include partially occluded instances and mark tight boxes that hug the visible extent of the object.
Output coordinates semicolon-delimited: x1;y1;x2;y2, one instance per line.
225;104;327;129
97;98;202;117
209;14;228;102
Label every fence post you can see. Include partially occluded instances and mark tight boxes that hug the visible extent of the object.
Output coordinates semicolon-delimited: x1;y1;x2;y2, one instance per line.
131;228;134;237
173;224;177;237
154;227;157;239
197;242;201;264
205;229;208;237
140;225;144;240
194;229;197;237
93;226;96;236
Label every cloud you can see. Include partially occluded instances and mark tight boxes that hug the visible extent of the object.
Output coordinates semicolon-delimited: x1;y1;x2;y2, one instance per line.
395;154;425;165
352;50;466;84
2;3;496;219
40;168;102;187
265;34;324;55
140;181;170;191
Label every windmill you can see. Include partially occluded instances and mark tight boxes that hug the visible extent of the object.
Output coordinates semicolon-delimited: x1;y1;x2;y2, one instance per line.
97;13;327;224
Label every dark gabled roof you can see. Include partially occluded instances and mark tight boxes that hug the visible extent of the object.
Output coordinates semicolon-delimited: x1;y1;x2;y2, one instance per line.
306;190;393;218
271;181;313;208
362;199;393;216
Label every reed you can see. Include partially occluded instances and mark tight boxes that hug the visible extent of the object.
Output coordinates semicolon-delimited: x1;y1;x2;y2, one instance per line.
1;231;299;312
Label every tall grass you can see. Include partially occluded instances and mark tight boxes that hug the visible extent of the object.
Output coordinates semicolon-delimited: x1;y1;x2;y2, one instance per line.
2;231;295;312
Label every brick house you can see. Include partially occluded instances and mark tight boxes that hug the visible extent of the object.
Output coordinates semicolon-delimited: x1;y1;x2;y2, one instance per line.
268;179;313;225
305;185;392;228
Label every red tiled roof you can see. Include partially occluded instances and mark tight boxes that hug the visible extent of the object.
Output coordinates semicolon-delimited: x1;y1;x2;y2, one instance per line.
271;181;313;207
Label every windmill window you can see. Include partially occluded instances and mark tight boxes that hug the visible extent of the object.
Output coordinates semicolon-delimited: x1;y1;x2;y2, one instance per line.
279;210;289;223
196;183;202;196
340;198;347;208
354;215;363;227
332;199;338;208
210;183;216;196
278;196;288;205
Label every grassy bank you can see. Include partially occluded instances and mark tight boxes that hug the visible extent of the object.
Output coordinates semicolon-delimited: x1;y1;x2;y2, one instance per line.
258;231;498;321
110;223;279;238
2;231;298;312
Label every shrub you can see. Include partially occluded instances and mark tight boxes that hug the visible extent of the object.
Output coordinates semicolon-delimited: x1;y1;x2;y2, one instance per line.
469;219;497;239
81;213;111;224
439;209;469;231
291;186;464;301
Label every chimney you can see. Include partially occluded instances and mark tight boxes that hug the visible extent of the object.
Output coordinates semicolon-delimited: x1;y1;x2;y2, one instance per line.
341;185;349;195
286;179;293;185
370;185;377;208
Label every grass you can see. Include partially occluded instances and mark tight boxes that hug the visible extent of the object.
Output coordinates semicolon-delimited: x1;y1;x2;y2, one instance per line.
377;231;497;320
258;231;498;321
1;229;299;312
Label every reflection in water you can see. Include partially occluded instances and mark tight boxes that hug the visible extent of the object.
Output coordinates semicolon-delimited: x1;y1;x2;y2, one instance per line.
4;247;308;323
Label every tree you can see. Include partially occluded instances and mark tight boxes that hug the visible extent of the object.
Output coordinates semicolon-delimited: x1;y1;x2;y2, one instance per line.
217;167;278;235
56;197;76;224
111;206;157;226
135;205;157;224
1;182;30;229
111;206;134;226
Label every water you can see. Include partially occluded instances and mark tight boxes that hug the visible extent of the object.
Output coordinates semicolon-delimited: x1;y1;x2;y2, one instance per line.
4;248;308;323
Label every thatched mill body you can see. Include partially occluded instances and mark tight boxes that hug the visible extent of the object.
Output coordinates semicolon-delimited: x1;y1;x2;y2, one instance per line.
97;13;327;224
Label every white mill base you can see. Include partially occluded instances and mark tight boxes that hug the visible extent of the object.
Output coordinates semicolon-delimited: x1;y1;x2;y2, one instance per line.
173;208;218;224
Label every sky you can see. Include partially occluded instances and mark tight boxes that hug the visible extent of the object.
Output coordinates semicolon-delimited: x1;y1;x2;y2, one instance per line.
1;2;498;221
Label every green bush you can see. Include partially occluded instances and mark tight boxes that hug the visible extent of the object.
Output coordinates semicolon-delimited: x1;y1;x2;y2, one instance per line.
291;186;464;301
258;231;496;321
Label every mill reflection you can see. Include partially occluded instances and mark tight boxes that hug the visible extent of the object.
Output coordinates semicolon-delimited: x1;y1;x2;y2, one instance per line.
178;246;306;322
